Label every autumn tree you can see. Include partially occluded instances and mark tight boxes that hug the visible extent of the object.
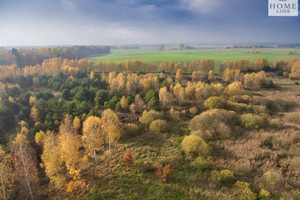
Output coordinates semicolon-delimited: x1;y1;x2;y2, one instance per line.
289;60;300;79
29;96;37;107
120;96;128;111
123;150;133;167
208;70;214;81
82;116;104;164
175;68;183;80
73;116;81;132
0;147;14;200
58;114;81;178
159;87;174;107
30;107;39;123
225;81;243;96
134;94;146;113
101;109;122;154
40;131;64;189
12;133;38;200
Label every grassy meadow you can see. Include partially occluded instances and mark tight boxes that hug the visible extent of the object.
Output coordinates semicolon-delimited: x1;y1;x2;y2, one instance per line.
87;48;300;65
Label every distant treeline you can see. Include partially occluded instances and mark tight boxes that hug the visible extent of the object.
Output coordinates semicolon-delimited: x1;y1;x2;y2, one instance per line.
0;45;110;68
226;44;300;49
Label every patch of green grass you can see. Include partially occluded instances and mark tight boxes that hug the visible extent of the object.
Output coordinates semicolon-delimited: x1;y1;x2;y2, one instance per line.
87;48;300;64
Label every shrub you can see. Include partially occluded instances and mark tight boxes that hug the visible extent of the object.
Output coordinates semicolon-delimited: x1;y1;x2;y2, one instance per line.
191;130;212;140
155;164;174;182
169;107;180;121
148;97;159;110
190;156;211;171
253;105;268;114
115;102;121;112
211;169;235;186
123;150;134;167
161;165;174;182
269;118;282;129
149;119;168;133
254;97;297;114
122;123;139;138
258;189;271;200
233;181;256;200
204;96;225;109
189;109;238;138
263;171;283;186
226;100;253;113
139;110;162;127
240;114;265;130
283;112;300;125
189;107;198;115
225;81;243;96
181;135;210;156
145;89;156;103
290;156;300;170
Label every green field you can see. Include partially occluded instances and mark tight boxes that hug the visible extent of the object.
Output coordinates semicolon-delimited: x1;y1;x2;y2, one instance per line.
87;48;300;64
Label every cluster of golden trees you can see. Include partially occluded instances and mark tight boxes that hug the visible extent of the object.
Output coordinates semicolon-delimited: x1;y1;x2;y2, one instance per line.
222;68;272;89
0;109;122;199
0;58;94;81
0;65;21;81
1;57;299;82
219;58;268;73
106;72;159;94
97;59;215;73
97;59;147;73
23;58;94;77
243;71;272;89
159;82;224;107
289;60;300;79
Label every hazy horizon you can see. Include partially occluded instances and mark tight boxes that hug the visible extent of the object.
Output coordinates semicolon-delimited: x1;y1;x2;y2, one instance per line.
0;0;299;46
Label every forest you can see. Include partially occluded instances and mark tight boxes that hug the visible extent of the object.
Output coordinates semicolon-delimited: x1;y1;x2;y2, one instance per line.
0;47;300;199
0;46;110;68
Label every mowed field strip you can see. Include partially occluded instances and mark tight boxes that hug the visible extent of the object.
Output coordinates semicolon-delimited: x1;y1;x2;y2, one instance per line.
87;48;300;64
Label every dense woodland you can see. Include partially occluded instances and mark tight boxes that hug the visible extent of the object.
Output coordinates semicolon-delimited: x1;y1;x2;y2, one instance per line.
0;46;110;68
0;49;300;199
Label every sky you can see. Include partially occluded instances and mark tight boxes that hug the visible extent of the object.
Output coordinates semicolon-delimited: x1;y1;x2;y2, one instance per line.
0;0;299;46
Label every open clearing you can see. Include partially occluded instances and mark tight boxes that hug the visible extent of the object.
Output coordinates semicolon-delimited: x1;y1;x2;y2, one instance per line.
87;48;300;64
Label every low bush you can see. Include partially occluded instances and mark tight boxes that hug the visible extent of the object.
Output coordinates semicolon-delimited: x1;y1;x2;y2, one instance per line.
189;109;238;138
283;112;300;125
149;119;168;133
122;123;139;138
189;107;198;115
190;156;211;171
155;164;174;182
139;110;162;127
204;96;225;109
191;130;213;140
181;135;210;156
233;181;256;200
258;189;271;200
254;97;297;114
268;118;282;129
240;114;266;130
169;107;180;121
226;100;253;113
123;149;134;167
211;169;235;186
